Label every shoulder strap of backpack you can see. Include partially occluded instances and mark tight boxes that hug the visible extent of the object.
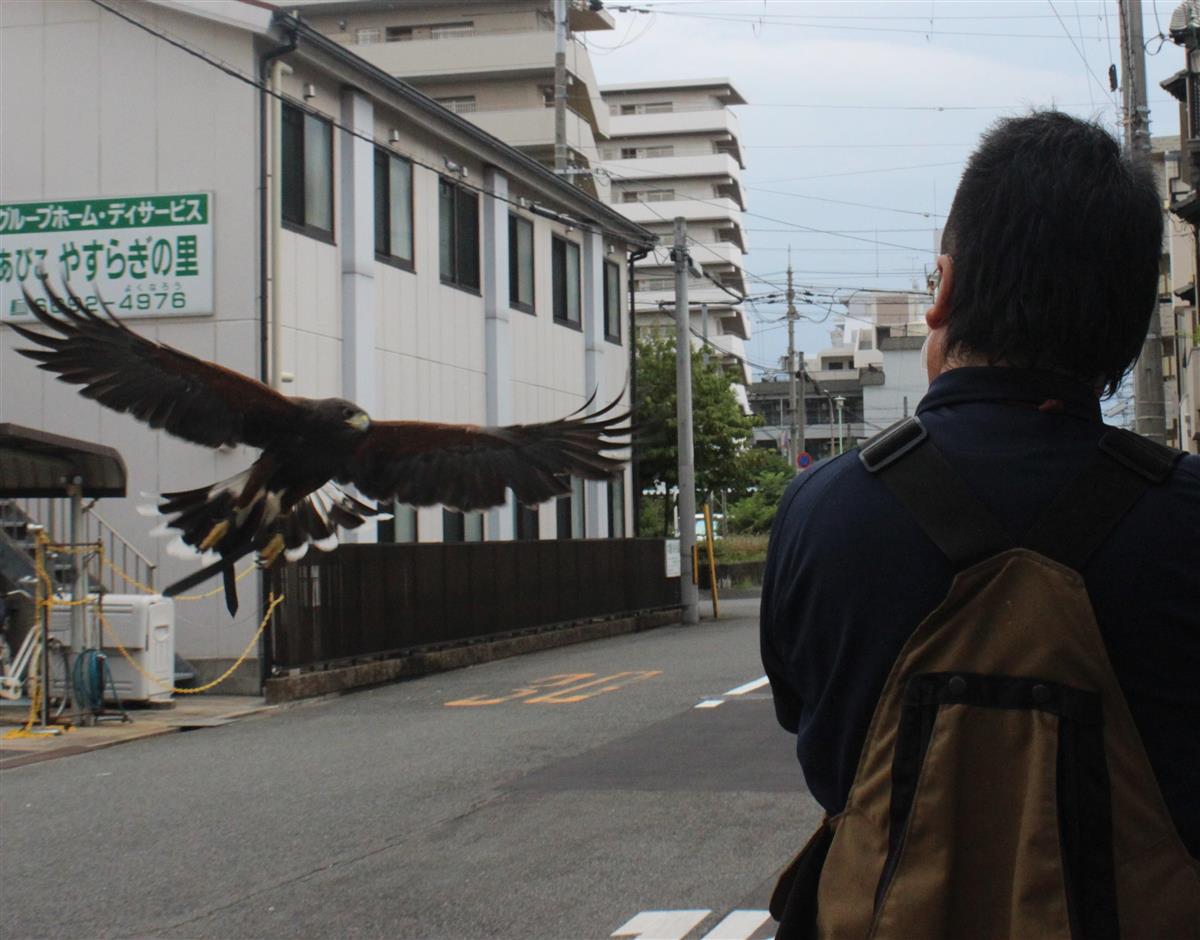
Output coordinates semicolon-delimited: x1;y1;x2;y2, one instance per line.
860;419;1184;573
859;417;1009;568
1021;428;1183;570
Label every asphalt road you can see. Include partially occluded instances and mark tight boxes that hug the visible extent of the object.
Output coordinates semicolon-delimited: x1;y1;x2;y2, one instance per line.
1;596;823;940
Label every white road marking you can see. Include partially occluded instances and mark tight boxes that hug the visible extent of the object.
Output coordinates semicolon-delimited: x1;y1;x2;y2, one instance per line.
722;676;770;697
612;909;711;940
699;909;773;940
694;699;725;709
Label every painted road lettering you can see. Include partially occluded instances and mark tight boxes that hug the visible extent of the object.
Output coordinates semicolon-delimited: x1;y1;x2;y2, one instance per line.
445;670;661;707
612;909;773;940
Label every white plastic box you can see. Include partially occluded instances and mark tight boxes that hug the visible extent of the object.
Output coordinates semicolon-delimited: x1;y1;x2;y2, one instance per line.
49;594;175;703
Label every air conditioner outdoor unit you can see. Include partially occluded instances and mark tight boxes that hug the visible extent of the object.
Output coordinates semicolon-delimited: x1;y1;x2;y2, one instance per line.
49;594;175;704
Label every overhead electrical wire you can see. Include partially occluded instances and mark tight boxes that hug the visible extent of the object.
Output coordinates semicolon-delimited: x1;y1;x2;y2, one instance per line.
85;0;646;247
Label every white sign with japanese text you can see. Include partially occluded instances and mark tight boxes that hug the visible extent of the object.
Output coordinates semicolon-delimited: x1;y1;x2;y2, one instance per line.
0;192;214;320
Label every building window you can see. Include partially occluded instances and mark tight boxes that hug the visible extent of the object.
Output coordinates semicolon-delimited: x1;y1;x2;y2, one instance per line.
556;478;585;539
436;96;477;115
603;260;621;343
644;189;675;202
443;509;484;542
514;503;539;541
620;101;673;115
431;21;474;39
386;26;413;41
509;213;534;313
439;178;480;291
620;147;638;159
281;103;333;239
356;27;383;44
552;236;581;326
635;276;673;292
374;148;414;269
378;503;418;542
607;477;625;538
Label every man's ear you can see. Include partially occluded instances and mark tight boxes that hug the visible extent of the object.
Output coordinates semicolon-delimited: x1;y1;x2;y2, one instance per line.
925;254;954;330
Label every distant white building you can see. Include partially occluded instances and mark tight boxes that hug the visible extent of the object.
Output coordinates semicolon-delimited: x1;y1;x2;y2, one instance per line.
0;0;653;679
599;79;752;411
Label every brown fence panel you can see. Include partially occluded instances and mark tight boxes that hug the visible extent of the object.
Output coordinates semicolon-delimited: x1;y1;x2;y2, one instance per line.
268;538;680;673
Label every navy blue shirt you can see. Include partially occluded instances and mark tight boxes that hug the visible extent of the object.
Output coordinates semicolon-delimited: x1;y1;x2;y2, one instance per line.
760;367;1200;858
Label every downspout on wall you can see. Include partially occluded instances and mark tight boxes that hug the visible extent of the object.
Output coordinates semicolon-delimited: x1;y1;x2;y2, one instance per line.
257;31;295;691
627;247;650;534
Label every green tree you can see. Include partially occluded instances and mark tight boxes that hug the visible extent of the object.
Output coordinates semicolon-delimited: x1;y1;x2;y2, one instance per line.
635;336;760;530
725;448;796;535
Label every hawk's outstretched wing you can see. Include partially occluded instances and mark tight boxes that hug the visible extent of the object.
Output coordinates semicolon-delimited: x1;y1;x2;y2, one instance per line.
12;279;301;450
344;397;630;511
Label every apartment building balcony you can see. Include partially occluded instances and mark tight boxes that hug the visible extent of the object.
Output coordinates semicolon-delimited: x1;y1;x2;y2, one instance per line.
346;32;609;136
619;196;741;227
470;105;599;164
607;107;740;154
600;152;742;184
634;240;744;270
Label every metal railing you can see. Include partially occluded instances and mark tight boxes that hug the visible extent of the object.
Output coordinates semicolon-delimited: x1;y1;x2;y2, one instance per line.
2;498;155;593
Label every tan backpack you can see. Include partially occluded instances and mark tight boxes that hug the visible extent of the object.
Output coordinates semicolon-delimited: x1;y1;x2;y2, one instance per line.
769;418;1200;940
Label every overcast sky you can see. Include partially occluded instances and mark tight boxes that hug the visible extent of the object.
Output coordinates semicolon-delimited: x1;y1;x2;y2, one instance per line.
584;0;1187;373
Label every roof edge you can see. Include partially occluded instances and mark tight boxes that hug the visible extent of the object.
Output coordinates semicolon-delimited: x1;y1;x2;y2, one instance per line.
279;14;655;248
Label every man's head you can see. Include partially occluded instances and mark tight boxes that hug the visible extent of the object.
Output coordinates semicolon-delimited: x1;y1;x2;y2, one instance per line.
925;111;1163;396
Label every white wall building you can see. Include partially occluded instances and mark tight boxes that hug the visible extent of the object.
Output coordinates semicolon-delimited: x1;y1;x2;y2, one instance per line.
0;0;653;682
599;79;752;411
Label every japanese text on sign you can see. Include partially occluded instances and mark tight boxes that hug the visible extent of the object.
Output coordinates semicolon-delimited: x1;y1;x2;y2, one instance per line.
0;193;214;320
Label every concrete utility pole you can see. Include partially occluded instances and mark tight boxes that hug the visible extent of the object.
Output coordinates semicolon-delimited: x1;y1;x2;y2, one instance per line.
553;0;568;176
1122;0;1168;443
786;253;799;471
673;218;699;625
797;350;806;462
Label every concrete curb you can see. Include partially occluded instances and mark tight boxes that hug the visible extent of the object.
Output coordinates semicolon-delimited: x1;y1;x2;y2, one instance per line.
263;607;684;705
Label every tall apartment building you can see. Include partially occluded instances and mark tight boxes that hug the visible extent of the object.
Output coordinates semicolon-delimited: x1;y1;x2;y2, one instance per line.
290;0;615;192
599;80;752;410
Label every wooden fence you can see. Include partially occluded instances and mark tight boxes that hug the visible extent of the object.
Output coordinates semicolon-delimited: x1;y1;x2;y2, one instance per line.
267;538;680;673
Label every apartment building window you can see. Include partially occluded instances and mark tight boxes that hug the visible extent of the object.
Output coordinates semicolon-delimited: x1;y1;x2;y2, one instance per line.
607;477;625;538
603;260;621;343
643;145;674;158
621;189;675;204
514;503;539;541
281;103;333;240
431;21;474;39
620;147;638;159
635;276;674;292
620;101;673;115
374;148;414;269
356;27;382;44
439;178;480;291
443;509;484;542
540;85;555;108
556;478;584;539
386;26;413;41
509;213;535;313
552;236;581;326
377;504;418;542
437;96;477;115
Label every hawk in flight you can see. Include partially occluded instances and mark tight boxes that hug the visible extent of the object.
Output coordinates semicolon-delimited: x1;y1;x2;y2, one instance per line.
13;280;630;614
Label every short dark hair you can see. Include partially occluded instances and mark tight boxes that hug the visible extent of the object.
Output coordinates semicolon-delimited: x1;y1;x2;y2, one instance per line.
941;111;1162;396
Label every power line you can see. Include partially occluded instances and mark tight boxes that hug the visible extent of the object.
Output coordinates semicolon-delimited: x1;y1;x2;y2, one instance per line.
85;0;645;247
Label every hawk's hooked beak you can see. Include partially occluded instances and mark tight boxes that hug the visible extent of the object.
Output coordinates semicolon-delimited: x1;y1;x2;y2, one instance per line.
347;412;370;432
